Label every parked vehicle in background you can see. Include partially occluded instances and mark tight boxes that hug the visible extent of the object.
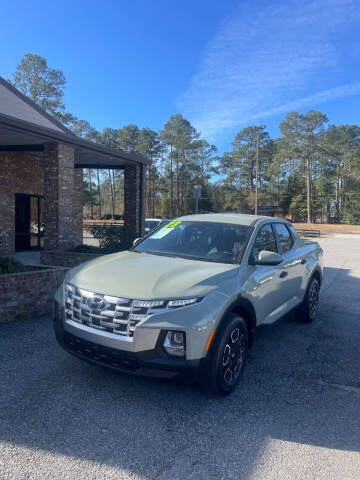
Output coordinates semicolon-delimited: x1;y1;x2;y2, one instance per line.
145;218;170;234
53;214;323;395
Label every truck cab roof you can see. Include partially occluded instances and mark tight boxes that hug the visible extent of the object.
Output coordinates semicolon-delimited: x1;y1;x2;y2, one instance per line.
174;213;289;227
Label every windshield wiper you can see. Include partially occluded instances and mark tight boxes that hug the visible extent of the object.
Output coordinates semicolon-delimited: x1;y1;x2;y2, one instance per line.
140;250;182;259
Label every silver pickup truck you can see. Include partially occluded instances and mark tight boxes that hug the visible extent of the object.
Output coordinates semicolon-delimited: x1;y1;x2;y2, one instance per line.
53;214;323;395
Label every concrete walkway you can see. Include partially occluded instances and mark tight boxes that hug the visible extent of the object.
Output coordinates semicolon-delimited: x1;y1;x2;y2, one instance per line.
12;250;41;265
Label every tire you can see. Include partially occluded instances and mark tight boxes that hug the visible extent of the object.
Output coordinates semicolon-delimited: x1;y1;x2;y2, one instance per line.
296;276;320;323
204;314;248;395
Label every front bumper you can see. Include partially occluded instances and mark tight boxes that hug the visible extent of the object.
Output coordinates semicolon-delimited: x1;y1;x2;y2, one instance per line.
53;301;207;380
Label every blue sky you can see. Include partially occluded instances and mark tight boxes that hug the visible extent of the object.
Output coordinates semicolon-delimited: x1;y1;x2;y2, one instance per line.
1;0;360;153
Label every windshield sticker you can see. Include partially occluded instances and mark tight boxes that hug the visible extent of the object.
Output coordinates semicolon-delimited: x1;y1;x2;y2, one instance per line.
151;227;173;239
164;220;181;228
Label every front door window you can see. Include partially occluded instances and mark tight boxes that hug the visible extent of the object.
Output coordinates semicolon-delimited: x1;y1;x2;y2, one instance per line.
250;224;277;263
15;194;44;251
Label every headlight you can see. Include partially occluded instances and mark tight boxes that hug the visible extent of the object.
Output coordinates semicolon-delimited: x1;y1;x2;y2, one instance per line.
163;331;186;357
133;297;202;310
133;299;165;308
167;298;198;307
130;296;202;316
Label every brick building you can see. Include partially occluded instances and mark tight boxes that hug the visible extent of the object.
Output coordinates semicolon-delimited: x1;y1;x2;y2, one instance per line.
0;77;148;255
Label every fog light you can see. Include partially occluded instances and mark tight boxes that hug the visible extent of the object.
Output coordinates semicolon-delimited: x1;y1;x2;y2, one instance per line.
163;331;186;357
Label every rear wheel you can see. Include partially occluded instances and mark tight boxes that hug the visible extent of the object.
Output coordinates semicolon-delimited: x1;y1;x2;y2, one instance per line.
204;314;248;395
296;276;320;323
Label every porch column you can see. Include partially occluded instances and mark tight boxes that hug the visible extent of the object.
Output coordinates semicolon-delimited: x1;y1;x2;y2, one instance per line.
73;167;84;244
43;143;83;250
124;163;146;237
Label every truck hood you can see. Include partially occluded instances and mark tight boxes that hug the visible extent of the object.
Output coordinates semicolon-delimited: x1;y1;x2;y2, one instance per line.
66;250;238;299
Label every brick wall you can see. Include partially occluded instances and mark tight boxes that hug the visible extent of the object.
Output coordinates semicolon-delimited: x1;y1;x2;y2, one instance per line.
41;250;102;268
0;265;68;322
0;152;44;255
0;147;83;255
44;143;83;250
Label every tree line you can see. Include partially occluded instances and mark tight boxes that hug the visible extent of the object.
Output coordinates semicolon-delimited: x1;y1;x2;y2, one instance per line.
9;54;360;224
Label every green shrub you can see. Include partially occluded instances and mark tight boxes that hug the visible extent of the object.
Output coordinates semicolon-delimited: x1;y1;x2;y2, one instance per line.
0;256;28;274
90;225;135;251
69;244;119;254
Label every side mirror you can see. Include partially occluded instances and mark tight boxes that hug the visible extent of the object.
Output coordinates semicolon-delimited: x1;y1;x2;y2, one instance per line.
133;238;142;247
257;250;283;266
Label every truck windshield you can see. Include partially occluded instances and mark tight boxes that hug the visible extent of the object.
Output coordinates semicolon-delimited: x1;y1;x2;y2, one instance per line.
133;221;250;264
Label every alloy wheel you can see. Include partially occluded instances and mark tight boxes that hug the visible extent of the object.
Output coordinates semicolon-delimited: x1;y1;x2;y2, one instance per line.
222;328;245;386
309;280;320;319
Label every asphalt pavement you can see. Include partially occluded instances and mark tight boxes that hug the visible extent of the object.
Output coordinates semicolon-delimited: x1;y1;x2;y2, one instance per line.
0;235;359;479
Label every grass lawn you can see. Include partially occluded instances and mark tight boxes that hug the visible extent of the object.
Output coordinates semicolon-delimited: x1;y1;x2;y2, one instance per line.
292;222;360;234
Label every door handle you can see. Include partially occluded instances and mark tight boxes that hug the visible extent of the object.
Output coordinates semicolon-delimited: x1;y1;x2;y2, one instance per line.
279;271;288;278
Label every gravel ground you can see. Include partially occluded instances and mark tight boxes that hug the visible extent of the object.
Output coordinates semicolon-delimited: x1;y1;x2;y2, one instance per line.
1;235;360;480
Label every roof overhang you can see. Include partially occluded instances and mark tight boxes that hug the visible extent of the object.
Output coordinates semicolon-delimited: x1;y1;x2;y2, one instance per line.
0;112;150;168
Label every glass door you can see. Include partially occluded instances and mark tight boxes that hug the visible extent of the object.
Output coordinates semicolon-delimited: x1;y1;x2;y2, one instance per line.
15;194;44;251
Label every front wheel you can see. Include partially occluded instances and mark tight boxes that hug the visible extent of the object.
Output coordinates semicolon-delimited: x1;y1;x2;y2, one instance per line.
296;277;320;323
204;314;248;395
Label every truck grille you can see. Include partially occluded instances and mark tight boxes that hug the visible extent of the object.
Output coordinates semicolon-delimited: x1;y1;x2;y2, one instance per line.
64;284;153;338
